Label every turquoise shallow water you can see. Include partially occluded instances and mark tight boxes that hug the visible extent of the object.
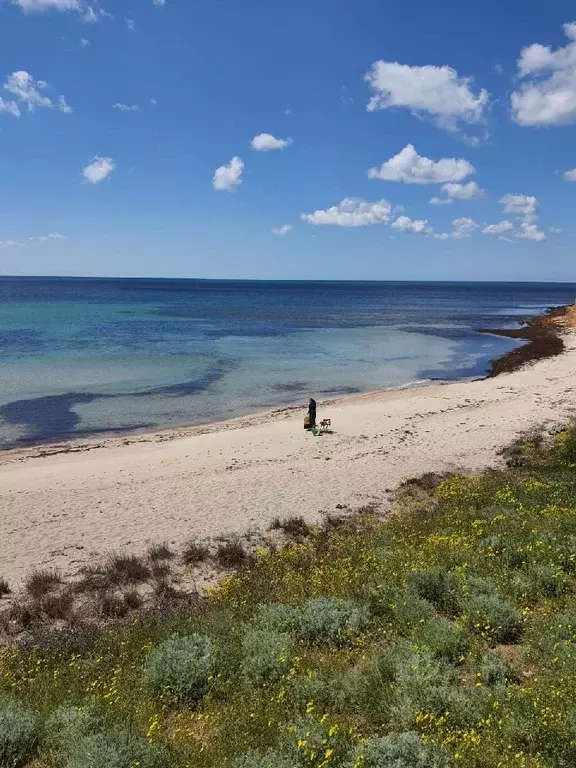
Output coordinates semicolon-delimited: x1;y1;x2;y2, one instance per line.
1;278;575;449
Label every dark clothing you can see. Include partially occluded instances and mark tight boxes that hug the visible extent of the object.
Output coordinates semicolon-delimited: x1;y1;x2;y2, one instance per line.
308;399;317;428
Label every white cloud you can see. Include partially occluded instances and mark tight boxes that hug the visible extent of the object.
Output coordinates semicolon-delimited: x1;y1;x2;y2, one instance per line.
364;60;489;132
0;97;21;117
563;167;576;181
430;180;486;204
80;37;91;47
150;98;158;106
125;17;135;31
517;222;547;241
5;71;51;110
251;133;293;151
301;197;392;227
434;217;478;240
58;95;72;113
153;0;166;4
0;71;71;116
482;220;514;235
500;193;539;222
272;225;292;236
11;0;80;10
213;156;244;191
512;22;576;126
368;144;475;185
391;215;432;234
82;156;115;184
11;0;106;21
0;240;24;249
113;103;140;112
30;232;68;243
550;226;563;234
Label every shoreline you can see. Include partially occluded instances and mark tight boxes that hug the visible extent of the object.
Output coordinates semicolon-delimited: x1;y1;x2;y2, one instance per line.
1;303;570;460
2;324;576;591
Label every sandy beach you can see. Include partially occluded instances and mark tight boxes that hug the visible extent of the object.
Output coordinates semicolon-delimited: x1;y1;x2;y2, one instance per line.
1;330;576;589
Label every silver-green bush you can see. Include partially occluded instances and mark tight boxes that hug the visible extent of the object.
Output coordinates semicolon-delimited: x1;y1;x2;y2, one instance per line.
466;594;523;643
256;603;301;634
417;617;469;662
65;730;166;768
298;597;370;646
241;628;295;684
0;699;37;768
232;749;297;768
44;703;101;753
143;633;214;702
348;731;451;768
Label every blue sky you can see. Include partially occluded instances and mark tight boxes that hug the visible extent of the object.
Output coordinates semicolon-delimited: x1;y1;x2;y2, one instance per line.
0;0;575;280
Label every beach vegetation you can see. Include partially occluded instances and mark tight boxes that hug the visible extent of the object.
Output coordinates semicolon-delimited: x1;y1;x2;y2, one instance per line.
25;569;62;600
215;539;250;569
4;424;576;766
106;554;151;585
181;540;210;566
270;516;311;539
148;542;175;562
0;698;37;768
0;578;10;598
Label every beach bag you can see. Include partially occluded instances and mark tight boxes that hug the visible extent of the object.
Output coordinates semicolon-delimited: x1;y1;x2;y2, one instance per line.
304;415;311;430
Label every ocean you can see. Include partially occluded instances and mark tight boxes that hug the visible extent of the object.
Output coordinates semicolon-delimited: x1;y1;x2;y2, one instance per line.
1;278;575;449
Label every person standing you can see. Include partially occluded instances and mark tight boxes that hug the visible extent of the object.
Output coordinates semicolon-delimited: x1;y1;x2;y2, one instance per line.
308;397;317;429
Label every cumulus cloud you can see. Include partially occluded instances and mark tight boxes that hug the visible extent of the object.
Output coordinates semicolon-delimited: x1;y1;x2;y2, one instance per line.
434;217;478;240
517;222;547;241
391;215;432;234
213;156;244;191
301;198;392;227
364;60;489;133
482;221;515;235
80;37;91;47
0;240;24;249
563;167;576;181
430;181;486;205
272;225;292;236
153;0;166;4
113;103;140;112
125;17;135;30
0;71;71;116
500;193;539;222
512;22;576;126
369;144;475;185
82;156;115;184
251;133;293;151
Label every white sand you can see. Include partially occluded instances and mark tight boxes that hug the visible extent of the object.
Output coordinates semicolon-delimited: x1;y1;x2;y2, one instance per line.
1;334;576;589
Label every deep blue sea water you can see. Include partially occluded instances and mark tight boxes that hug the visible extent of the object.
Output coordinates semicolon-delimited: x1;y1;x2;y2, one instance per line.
1;278;575;449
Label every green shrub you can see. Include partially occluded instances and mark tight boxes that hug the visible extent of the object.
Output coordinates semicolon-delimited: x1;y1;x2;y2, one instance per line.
44;703;101;752
526;565;571;598
348;731;451;768
0;699;37;768
407;568;461;617
241;628;295;684
256;603;301;634
65;729;166;768
368;585;435;632
466;594;523;644
478;652;513;687
232;749;297;768
298;597;370;646
143;633;214;702
417;617;469;662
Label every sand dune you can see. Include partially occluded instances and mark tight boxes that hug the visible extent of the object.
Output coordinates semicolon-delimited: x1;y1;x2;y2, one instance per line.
1;333;576;589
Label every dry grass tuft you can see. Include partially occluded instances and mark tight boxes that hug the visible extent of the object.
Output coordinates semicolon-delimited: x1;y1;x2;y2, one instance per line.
106;554;151;585
181;541;210;566
25;569;62;600
148;542;175;562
